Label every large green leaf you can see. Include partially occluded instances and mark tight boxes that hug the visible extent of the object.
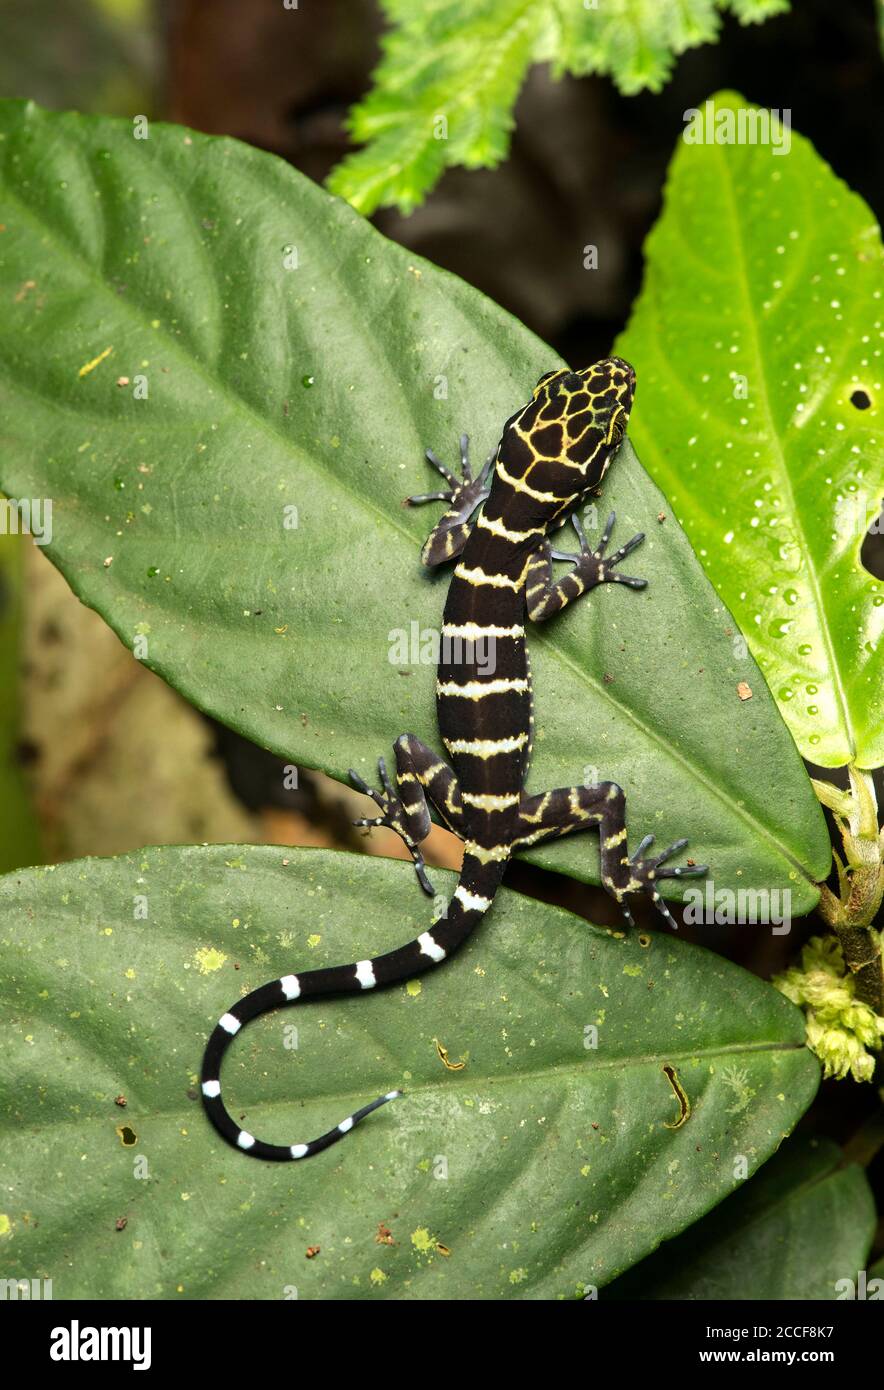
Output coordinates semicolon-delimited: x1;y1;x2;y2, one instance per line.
604;1134;875;1299
617;91;884;769
0;846;818;1300
0;100;829;909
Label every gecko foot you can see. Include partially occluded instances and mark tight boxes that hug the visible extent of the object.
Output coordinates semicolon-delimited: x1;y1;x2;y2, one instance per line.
348;758;436;895
550;510;647;590
405;433;494;516
616;835;708;930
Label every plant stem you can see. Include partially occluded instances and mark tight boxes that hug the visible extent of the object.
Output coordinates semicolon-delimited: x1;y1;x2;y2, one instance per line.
813;767;884;1017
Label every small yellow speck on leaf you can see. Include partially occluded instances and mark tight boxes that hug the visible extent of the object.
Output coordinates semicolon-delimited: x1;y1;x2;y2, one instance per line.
78;346;113;377
193;947;227;975
737;681;753;701
410;1227;436;1253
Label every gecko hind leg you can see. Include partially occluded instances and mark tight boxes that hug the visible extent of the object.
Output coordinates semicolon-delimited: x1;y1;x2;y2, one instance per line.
349;735;464;897
512;783;707;929
405;434;495;567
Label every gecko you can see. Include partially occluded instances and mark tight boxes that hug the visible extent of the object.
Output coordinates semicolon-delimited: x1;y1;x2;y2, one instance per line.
200;356;707;1161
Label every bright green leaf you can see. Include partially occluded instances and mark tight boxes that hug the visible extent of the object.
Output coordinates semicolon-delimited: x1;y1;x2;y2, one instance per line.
604;1134;875;1299
328;2;791;215
0;845;819;1299
0;102;830;910
617;92;884;769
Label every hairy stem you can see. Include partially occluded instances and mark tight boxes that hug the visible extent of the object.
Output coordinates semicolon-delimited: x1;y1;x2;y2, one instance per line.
813;768;884;1017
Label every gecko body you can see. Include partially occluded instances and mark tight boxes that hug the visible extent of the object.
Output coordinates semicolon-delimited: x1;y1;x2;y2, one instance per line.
201;358;706;1161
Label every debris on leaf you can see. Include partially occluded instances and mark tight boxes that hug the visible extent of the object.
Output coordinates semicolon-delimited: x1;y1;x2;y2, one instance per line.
661;1064;691;1129
433;1037;466;1071
78;346;113;377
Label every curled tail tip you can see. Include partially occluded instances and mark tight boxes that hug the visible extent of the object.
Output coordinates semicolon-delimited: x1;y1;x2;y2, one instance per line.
369;1088;403;1112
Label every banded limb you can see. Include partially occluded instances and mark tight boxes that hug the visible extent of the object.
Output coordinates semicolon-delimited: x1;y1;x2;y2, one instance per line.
349;734;464;895
513;782;707;928
527;511;646;622
406;433;495;567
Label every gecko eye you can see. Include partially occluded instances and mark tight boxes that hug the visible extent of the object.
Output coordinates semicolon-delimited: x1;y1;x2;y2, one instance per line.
533;370;559;398
606;406;627;445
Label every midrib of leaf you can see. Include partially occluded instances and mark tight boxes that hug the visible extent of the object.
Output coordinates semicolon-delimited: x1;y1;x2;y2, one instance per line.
712;141;856;762
7;1035;806;1140
469;5;538;126
630;332;790;669
635;295;845;696
350;0;540;191
4;138;814;884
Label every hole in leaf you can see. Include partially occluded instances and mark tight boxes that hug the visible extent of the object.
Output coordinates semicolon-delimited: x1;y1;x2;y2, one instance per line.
850;388;872;410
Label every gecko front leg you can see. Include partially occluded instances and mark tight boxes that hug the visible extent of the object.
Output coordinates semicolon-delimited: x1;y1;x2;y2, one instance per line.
527;511;646;622
406;434;495;567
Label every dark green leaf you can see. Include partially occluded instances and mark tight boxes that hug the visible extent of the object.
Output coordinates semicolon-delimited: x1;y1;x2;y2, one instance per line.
0;845;819;1299
0;101;829;909
604;1134;875;1299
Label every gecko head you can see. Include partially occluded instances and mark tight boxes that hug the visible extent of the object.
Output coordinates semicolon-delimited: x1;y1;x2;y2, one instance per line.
499;357;636;512
530;356;635;481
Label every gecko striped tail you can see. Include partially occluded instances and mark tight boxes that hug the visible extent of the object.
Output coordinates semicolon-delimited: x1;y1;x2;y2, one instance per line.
200;854;505;1161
